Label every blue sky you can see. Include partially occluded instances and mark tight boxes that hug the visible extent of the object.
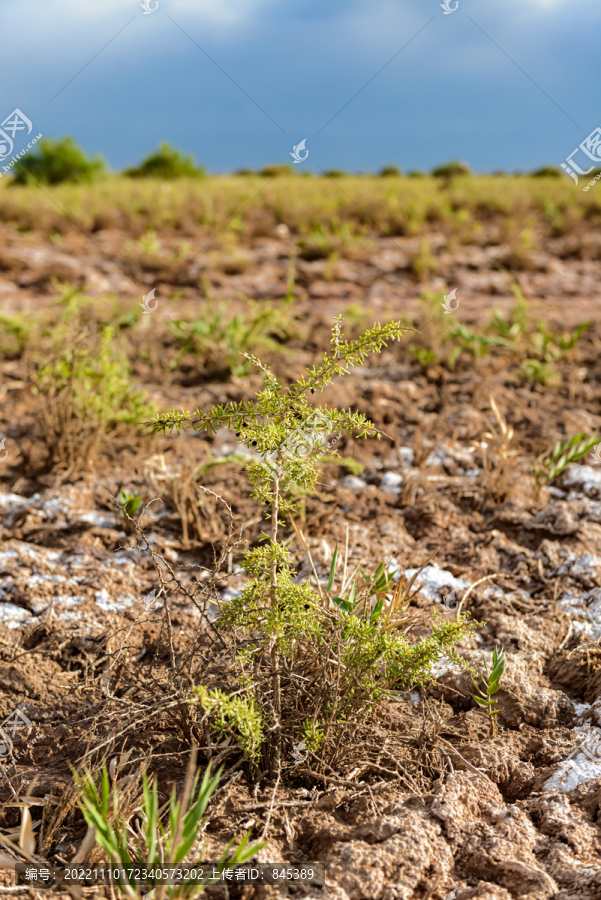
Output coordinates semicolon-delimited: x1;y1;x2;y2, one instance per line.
1;0;599;174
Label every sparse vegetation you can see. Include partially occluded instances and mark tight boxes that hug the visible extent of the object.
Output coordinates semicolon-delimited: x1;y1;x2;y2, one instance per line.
488;284;592;384
75;755;262;898
1;170;594;238
1;166;601;900
166;297;296;379
193;686;264;762
533;432;599;486
118;489;143;519
0;312;36;359
407;281;591;382
34;326;156;476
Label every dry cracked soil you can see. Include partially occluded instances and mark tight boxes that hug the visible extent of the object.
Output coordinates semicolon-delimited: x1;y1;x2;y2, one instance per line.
1;208;601;900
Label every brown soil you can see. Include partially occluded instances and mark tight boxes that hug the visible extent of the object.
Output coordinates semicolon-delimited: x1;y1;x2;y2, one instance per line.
2;214;601;900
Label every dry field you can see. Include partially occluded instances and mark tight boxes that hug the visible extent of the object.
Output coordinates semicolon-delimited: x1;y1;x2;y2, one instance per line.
1;174;601;899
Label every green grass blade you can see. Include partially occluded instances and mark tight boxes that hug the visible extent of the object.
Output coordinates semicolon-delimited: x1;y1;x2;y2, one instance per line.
326;544;338;593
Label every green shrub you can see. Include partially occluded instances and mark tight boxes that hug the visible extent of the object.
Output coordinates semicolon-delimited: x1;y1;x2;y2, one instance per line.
531;166;563;178
36;326;156;474
259;164;294;178
431;160;470;178
379;165;401;177
155;316;478;771
124;142;205;179
11;137;105;185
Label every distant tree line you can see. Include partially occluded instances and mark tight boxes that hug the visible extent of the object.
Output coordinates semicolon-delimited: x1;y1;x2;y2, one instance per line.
6;137;580;185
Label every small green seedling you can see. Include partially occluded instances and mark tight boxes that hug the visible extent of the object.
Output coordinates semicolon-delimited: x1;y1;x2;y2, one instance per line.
532;432;599;485
471;647;506;737
448;323;508;367
519;358;562;386
118;490;143;519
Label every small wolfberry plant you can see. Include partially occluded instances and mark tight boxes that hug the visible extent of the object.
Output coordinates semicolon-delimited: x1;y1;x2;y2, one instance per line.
154;316;478;772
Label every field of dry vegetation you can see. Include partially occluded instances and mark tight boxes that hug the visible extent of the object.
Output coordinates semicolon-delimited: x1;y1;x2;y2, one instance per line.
2;173;601;899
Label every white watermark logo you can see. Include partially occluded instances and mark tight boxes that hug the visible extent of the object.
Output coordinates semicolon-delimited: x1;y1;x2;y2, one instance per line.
562;126;601;188
441;288;459;314
0;133;42;178
590;443;601;465
142;589;162;612
439;589;459;611
140;288;158;314
280;409;334;459
0;108;32;161
0;438;7;463
0;108;41;179
264;410;337;478
290;139;309;164
0;706;37;763
440;0;459;13
291;740;309;764
140;0;159;13
583;173;601;192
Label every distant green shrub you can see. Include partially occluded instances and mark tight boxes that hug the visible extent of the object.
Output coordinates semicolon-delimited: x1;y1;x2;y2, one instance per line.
124;142;205;179
379;165;401;177
531;166;563;178
322;169;347;178
259;164;294;178
11;137;105;185
431;160;470;178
